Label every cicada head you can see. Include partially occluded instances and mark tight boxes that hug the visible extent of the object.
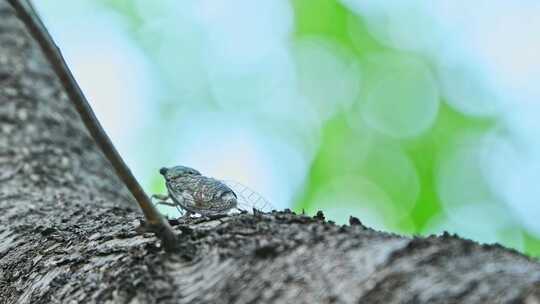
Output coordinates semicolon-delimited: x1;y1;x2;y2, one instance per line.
159;165;201;181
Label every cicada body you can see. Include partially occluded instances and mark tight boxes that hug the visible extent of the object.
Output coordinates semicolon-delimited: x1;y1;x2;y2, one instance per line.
154;166;272;218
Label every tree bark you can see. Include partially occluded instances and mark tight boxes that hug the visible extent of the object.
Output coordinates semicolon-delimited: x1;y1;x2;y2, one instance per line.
0;2;539;303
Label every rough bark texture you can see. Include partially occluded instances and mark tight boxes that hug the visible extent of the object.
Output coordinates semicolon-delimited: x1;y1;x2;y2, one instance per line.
0;2;540;303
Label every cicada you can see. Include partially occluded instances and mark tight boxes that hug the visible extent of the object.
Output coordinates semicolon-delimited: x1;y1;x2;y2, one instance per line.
153;166;272;218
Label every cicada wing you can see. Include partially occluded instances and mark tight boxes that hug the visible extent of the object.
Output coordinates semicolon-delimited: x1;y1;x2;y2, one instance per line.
220;180;274;213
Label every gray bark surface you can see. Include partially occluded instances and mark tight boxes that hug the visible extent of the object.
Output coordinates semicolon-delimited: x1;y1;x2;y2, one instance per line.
1;2;540;303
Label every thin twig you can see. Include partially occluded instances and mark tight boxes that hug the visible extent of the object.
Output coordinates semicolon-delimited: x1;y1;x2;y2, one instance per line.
6;0;179;252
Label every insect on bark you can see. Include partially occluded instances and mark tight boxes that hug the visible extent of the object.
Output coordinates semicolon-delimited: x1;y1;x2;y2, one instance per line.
153;166;272;218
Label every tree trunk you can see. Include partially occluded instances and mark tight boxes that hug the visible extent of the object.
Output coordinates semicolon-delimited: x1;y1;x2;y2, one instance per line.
0;2;539;303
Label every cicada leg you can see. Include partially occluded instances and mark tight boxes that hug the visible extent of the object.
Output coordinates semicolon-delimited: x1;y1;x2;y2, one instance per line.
151;194;186;217
151;194;170;201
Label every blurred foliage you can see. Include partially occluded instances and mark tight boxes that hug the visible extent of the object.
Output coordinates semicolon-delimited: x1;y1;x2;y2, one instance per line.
295;0;539;257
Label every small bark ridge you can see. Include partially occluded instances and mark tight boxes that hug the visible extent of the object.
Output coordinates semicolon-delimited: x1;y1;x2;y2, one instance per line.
349;215;364;227
314;210;326;221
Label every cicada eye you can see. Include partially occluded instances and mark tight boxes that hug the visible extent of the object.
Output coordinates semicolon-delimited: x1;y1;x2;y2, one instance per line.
189;169;201;175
